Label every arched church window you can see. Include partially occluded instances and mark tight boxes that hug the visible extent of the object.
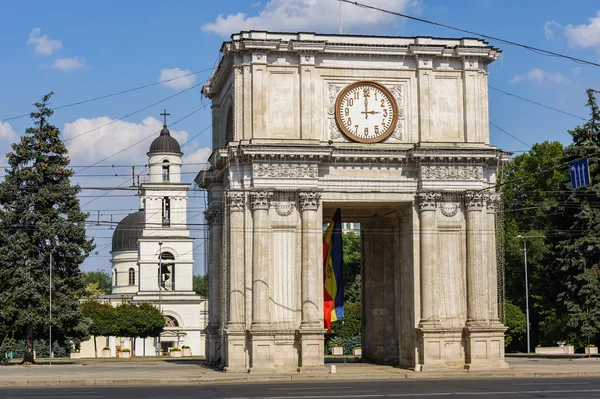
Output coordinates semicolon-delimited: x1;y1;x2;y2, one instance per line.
113;269;117;286
225;104;234;143
162;197;171;226
164;315;179;327
159;252;175;291
128;268;135;286
162;160;170;182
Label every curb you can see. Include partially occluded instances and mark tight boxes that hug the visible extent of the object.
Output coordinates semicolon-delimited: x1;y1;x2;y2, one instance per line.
4;371;600;387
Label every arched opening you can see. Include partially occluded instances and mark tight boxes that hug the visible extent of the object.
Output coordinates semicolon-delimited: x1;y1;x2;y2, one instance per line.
162;160;170;182
225;104;234;143
113;268;117;287
128;267;136;286
159;251;175;291
164;315;179;327
162;197;171;226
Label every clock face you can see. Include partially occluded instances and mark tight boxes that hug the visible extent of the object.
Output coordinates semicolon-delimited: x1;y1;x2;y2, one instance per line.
335;81;398;143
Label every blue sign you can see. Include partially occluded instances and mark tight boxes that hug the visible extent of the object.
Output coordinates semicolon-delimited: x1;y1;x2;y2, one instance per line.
570;158;591;189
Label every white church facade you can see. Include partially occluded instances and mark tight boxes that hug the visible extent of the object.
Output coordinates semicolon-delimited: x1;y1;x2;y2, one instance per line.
199;31;508;372
80;118;207;358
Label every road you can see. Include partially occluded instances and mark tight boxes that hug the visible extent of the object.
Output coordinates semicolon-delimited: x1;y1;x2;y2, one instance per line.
2;378;600;399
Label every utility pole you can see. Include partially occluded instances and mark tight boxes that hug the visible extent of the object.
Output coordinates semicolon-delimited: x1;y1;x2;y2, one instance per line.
339;1;343;34
517;235;531;353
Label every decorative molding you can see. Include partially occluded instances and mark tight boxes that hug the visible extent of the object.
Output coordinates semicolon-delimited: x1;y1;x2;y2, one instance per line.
464;191;485;212
486;193;500;213
253;163;318;179
417;191;441;212
327;83;344;140
390;85;405;141
274;192;296;217
421;165;483;180
440;202;459;217
250;191;273;211
226;192;245;212
205;209;222;225
299;192;321;212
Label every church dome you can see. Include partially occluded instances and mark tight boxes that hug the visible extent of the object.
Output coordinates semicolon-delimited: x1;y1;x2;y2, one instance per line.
111;211;144;252
148;126;181;154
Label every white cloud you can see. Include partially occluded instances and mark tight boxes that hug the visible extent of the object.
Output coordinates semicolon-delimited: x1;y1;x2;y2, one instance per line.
51;57;85;71
509;68;565;84
572;66;583;76
0;122;18;143
27;28;63;55
158;68;196;90
183;146;212;169
564;10;600;52
63;117;190;165
544;21;561;40
201;0;418;37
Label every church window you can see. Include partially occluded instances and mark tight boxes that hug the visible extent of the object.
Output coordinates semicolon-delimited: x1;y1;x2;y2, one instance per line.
162;197;171;226
159;252;175;291
162;160;170;182
128;268;135;286
164;315;179;327
113;269;117;286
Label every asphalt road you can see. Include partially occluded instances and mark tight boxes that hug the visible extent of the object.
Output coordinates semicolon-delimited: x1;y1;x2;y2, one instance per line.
2;378;600;398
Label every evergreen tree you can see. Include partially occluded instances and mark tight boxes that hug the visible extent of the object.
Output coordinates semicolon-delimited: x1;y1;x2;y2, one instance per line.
555;89;600;347
0;93;94;363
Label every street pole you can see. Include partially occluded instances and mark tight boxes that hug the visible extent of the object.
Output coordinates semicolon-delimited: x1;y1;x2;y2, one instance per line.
517;235;531;353
49;251;52;366
157;241;163;356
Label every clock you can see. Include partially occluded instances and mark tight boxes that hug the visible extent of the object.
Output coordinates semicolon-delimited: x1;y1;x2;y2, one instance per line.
334;81;398;143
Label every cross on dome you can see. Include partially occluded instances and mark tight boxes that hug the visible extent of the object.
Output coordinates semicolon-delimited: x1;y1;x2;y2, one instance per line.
160;109;170;127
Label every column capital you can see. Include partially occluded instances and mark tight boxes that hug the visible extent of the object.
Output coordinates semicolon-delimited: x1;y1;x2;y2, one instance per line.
226;191;246;212
486;193;500;214
417;191;441;212
205;208;222;225
299;192;321;212
250;191;273;211
464;191;485;212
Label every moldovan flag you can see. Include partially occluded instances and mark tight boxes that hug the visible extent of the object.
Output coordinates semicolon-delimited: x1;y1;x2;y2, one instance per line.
323;208;344;331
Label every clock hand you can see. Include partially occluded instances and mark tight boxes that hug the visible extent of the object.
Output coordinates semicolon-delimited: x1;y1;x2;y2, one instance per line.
364;95;369;120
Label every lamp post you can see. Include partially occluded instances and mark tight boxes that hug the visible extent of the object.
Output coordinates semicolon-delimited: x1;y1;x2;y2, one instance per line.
157;241;163;356
517;235;531;353
43;238;57;365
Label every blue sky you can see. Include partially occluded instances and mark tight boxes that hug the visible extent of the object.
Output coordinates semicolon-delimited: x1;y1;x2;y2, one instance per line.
1;0;599;274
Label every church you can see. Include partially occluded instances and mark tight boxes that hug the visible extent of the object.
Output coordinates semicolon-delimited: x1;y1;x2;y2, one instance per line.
80;116;207;358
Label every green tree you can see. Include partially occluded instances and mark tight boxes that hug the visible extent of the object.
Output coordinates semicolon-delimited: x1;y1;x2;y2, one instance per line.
81;270;111;297
0;93;94;363
555;89;600;347
504;299;526;351
115;303;164;355
80;301;117;357
343;232;361;302
501;140;567;349
193;274;208;297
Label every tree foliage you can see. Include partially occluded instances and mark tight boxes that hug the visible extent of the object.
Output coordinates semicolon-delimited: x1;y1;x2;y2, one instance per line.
0;93;94;363
81;270;111;297
342;232;361;302
193;274;208;298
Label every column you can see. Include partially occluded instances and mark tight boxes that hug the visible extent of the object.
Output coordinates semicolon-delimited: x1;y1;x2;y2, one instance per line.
417;191;440;325
205;207;222;365
227;192;246;328
297;192;325;371
464;191;487;324
299;192;321;327
250;191;272;326
224;191;247;372
486;193;501;322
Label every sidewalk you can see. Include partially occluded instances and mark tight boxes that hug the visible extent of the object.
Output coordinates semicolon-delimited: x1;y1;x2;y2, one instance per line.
2;357;600;387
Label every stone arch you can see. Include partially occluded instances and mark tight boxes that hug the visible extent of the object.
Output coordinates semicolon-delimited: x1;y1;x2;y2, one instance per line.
162;310;184;327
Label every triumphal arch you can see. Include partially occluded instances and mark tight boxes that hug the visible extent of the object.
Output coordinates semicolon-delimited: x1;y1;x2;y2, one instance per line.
197;31;508;372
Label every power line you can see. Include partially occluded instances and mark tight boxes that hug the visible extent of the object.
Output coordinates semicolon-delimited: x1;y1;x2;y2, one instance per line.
0;67;213;122
489;86;588;122
339;0;600;68
489;121;532;148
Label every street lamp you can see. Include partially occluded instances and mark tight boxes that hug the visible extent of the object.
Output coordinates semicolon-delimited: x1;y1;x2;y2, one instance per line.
157;241;163;356
517;235;531;353
43;237;57;365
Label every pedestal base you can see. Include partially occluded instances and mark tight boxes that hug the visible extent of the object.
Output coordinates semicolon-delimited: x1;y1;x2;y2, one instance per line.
417;325;465;370
465;323;509;370
224;330;247;373
205;327;223;367
248;330;276;373
298;327;326;370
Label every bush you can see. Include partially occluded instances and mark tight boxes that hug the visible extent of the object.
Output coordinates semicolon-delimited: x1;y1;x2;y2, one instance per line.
181;345;190;349
102;346;110;351
327;335;361;355
119;348;130;353
171;347;181;352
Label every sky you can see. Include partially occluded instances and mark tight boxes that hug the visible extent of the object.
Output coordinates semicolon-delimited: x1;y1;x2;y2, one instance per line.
0;0;599;275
